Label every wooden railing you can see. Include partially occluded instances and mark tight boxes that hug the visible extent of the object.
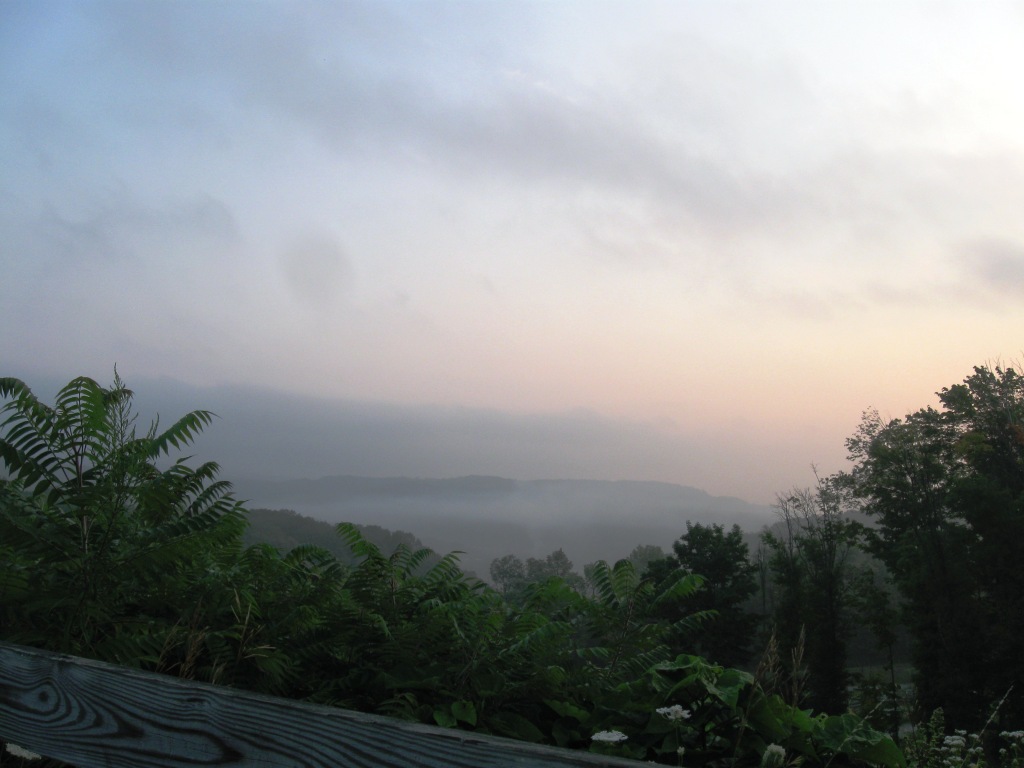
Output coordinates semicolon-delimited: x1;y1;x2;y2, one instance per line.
0;642;642;767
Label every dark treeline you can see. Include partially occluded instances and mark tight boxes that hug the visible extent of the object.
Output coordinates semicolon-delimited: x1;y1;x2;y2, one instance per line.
487;364;1024;760
3;364;1023;766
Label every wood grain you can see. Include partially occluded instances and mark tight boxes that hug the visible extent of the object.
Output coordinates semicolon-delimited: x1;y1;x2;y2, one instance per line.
0;642;641;767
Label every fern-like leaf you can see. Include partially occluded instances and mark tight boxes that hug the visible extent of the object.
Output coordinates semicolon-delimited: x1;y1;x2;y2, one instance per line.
146;410;218;458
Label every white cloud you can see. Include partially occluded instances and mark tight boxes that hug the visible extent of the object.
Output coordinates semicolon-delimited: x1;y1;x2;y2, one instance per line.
5;1;1024;500
279;233;355;308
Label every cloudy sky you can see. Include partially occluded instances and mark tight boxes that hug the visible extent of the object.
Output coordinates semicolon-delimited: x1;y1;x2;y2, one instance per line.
3;2;1024;504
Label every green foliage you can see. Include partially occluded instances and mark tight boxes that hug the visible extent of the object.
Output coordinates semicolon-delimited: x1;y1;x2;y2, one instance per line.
626;543;666;575
2;372;904;768
243;507;431;566
0;373;246;669
902;702;1024;768
847;365;1024;728
762;474;863;713
525;548;586;593
664;522;760;667
848;567;905;736
568;651;903;767
489;553;526;595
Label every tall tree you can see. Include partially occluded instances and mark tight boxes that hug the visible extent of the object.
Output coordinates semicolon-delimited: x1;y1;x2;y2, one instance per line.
763;474;862;713
656;522;758;667
626;543;665;575
489;553;526;595
524;548;585;592
846;364;1024;727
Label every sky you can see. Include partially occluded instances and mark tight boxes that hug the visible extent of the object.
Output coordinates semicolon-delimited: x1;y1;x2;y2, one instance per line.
3;2;1024;504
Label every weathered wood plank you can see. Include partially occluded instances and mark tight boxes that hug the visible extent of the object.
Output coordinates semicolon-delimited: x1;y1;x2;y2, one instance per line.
0;642;642;767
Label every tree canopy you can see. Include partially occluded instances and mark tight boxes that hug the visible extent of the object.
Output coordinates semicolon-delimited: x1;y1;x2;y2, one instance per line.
845;364;1024;728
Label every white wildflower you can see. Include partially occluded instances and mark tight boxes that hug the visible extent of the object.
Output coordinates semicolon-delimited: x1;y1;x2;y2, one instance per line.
760;743;787;768
656;705;692;721
591;730;629;743
4;743;42;760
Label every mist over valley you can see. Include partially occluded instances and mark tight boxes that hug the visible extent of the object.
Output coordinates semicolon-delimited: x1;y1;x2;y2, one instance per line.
237;474;775;578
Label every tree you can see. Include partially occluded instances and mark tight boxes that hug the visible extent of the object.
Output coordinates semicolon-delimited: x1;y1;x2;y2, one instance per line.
846;364;1024;727
849;565;903;736
489;553;526;595
641;553;681;586
655;522;759;667
626;544;665;575
525;548;574;580
523;548;585;592
763;474;862;713
0;373;245;666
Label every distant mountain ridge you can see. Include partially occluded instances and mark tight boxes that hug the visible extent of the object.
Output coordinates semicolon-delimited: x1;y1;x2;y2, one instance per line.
235;474;775;579
239;474;765;519
244;474;520;503
242;507;435;566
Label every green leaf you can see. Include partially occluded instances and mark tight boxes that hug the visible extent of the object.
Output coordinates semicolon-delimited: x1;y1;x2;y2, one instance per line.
451;700;477;726
471;668;505;697
432;708;457;728
488;712;546;743
545;699;589;722
846;735;906;768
